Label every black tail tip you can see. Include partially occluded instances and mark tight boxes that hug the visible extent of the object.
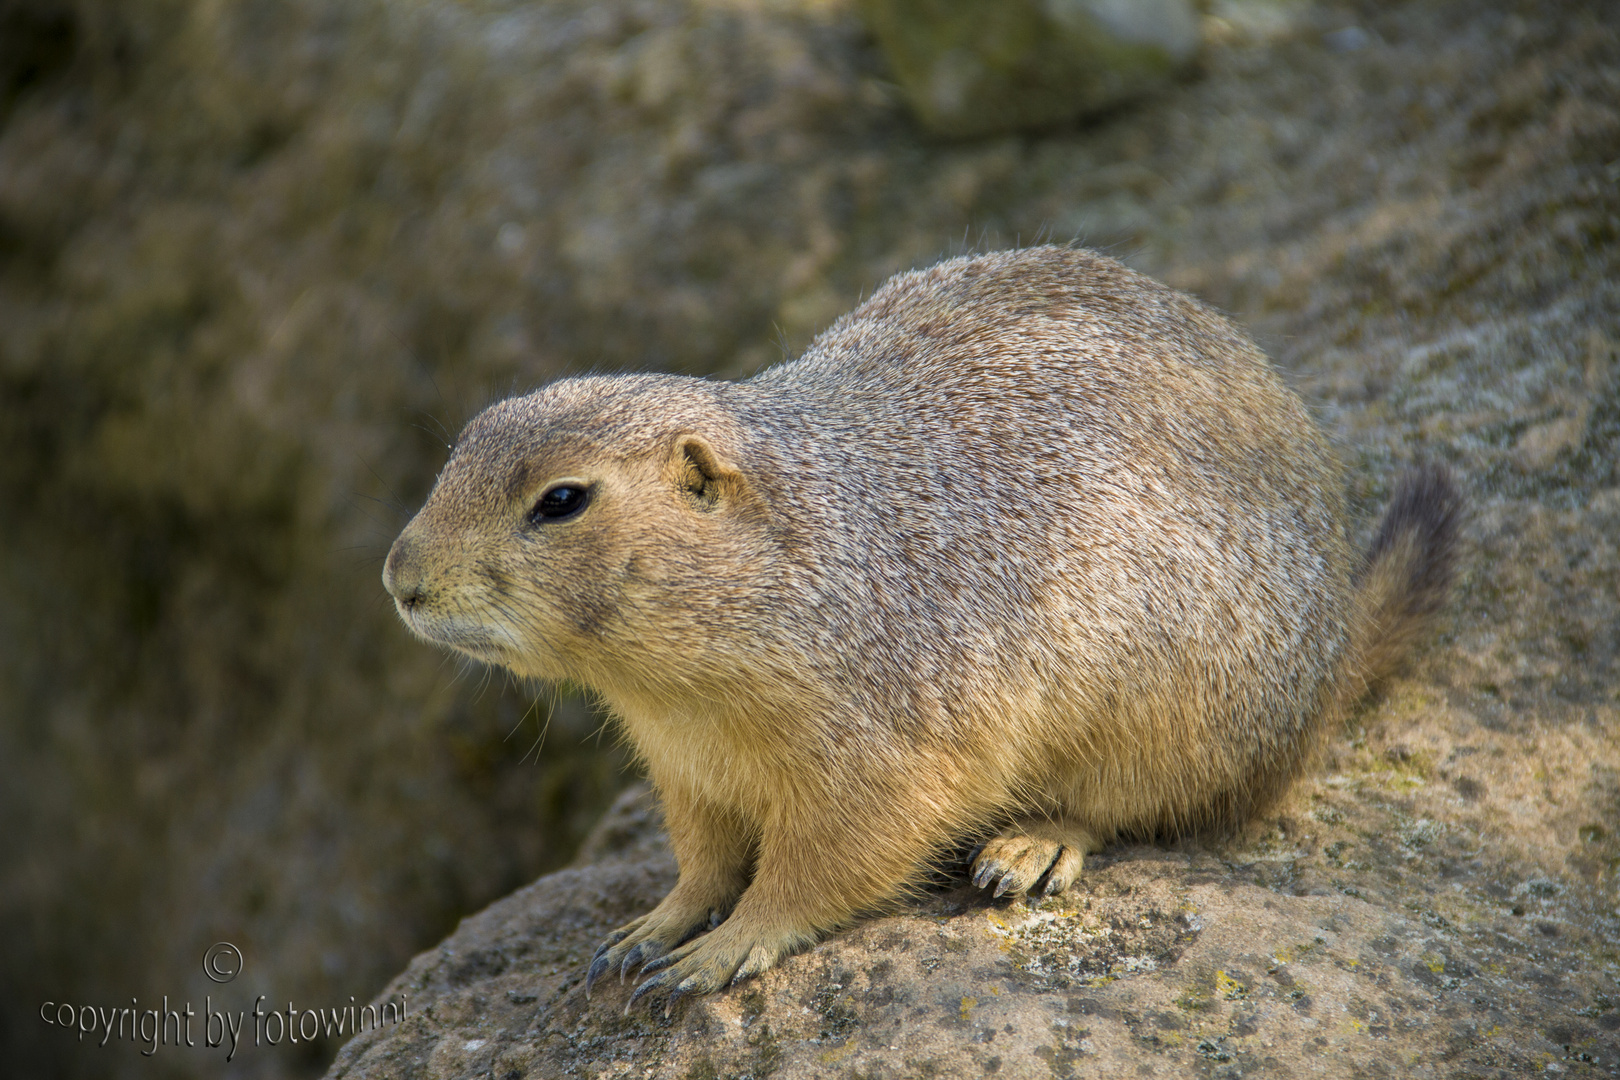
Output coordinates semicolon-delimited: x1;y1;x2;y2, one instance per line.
1366;462;1465;602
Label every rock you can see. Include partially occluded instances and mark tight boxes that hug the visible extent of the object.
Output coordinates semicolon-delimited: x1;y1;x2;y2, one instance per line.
327;788;1620;1078
1514;330;1614;473
1201;0;1313;48
859;0;1200;137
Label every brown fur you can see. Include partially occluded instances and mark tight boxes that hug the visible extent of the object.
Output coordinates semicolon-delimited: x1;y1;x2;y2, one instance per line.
382;247;1462;1005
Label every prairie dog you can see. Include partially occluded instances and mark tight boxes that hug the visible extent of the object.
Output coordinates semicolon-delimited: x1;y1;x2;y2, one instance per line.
383;246;1460;1005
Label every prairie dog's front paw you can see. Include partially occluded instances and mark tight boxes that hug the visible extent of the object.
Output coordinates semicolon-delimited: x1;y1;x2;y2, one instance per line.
626;921;800;1014
585;900;724;995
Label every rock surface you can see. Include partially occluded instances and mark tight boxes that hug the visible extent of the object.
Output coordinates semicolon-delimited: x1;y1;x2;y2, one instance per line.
859;0;1200;137
330;780;1619;1078
4;0;1618;1077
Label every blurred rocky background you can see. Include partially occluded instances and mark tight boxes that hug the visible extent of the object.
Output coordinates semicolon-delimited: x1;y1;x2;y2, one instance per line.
859;0;1201;136
1;0;1616;1077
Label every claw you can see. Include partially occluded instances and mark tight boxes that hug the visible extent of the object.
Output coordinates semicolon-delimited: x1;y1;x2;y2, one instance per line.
587;924;641;996
618;944;642;982
993;873;1016;898
640;951;677;976
634;938;675;978
663;977;700;1019
972;863;994;890
626;970;669;1014
592;926;632;963
732;944;774;984
584;953;614;998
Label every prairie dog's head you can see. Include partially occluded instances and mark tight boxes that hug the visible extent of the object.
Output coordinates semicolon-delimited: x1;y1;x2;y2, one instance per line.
383;374;774;685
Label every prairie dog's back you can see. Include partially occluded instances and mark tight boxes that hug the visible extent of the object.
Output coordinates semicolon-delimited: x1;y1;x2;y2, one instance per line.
729;248;1353;830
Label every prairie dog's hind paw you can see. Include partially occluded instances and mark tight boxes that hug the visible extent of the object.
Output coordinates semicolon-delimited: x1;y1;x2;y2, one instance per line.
972;820;1099;898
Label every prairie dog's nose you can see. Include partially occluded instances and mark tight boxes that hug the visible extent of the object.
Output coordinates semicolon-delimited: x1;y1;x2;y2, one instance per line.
383;533;424;608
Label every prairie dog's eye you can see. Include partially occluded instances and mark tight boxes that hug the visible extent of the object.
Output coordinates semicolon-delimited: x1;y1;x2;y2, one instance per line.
529;483;591;524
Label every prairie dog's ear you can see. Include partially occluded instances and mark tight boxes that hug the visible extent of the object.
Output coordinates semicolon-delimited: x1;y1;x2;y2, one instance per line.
670;432;744;508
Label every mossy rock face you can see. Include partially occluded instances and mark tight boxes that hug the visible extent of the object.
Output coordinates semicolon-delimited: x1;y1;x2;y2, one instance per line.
860;0;1200;137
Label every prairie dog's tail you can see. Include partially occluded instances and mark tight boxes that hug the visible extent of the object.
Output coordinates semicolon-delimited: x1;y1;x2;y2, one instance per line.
1344;464;1464;700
